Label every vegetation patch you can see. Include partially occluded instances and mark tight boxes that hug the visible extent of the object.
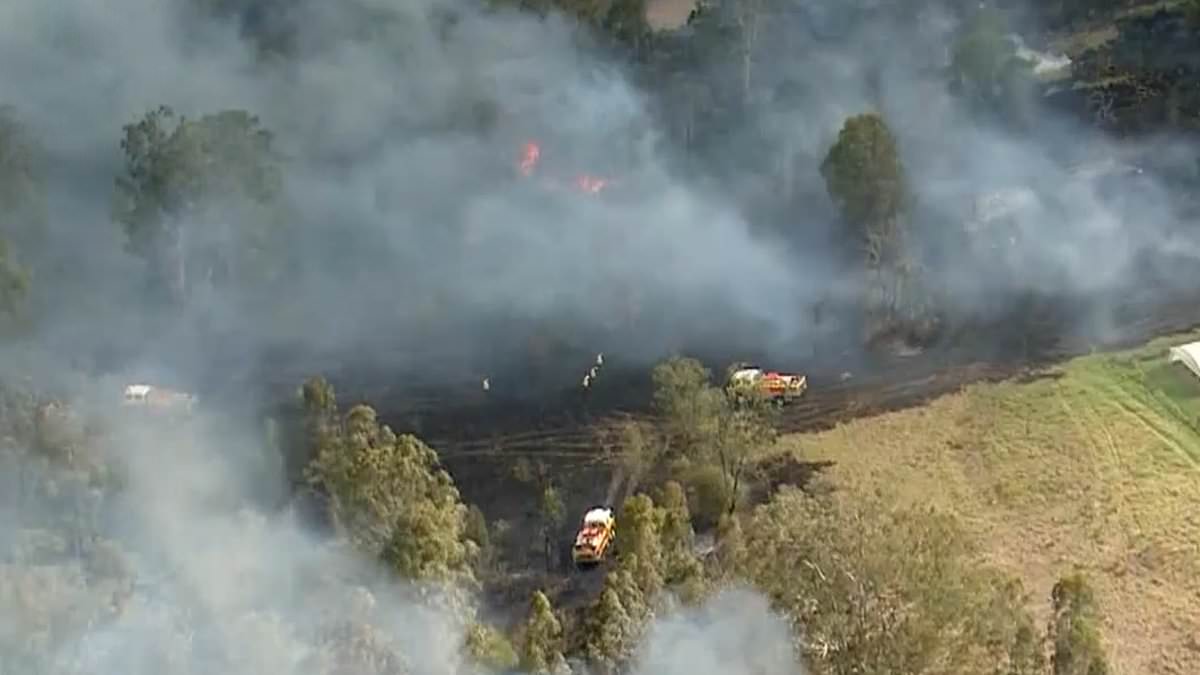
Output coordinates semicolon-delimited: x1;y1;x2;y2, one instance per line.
782;331;1200;675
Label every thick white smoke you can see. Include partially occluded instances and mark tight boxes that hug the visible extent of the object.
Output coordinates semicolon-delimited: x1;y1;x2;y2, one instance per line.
632;587;806;675
3;0;1195;386
0;0;812;378
0;371;805;675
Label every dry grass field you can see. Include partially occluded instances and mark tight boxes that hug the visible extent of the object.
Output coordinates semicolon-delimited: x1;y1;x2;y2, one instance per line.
781;331;1200;675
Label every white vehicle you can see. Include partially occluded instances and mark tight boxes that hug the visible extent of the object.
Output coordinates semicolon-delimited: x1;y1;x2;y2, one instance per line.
122;384;196;414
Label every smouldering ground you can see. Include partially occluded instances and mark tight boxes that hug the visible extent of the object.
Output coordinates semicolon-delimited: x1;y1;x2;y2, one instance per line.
781;331;1200;675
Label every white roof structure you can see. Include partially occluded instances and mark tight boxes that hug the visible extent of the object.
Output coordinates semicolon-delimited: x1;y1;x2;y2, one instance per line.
730;366;763;382
124;384;153;397
583;508;612;525
1168;341;1200;380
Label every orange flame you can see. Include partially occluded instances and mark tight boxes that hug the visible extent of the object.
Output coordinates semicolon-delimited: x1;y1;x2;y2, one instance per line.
574;174;608;193
518;141;540;176
516;140;613;195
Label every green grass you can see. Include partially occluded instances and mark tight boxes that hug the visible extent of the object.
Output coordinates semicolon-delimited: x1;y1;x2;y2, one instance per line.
1082;339;1200;469
778;331;1200;675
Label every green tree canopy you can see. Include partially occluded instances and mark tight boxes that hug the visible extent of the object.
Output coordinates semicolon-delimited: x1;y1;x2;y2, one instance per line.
519;591;570;674
821;112;937;342
739;487;1042;675
0;106;44;321
464;504;490;550
302;382;476;586
539;483;566;571
0;238;27;320
1049;573;1110;675
603;0;651;55
465;621;519;672
820;112;906;249
650;355;774;513
540;485;566;533
650;356;724;457
617;493;664;598
656;480;703;587
0;106;46;250
113;105;284;301
950;9;1036;124
582;565;648;674
603;418;662;491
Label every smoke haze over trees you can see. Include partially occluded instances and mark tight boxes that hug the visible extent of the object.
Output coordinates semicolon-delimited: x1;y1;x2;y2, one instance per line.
0;0;1185;671
0;0;1198;385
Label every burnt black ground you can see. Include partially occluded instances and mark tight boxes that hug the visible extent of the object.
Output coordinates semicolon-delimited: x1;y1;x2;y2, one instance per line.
245;281;1200;613
451;290;1200;608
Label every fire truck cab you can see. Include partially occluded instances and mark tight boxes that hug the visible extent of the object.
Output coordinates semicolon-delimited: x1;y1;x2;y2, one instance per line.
571;506;616;567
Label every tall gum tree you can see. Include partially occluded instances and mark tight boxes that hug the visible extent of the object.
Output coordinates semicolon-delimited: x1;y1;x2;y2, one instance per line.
113;105;284;304
821;112;935;344
0;106;44;321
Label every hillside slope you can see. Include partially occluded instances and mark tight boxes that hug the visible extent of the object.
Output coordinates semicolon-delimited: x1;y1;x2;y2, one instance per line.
1043;1;1200;135
783;332;1200;675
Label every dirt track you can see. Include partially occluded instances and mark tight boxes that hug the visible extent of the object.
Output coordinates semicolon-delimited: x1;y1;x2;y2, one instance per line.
421;289;1200;450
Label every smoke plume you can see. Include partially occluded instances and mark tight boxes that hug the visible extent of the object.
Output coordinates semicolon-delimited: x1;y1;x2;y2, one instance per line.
0;0;813;389
0;367;804;675
631;587;806;675
2;0;1197;392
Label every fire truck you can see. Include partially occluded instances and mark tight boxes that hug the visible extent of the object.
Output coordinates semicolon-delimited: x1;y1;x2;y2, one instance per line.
725;363;807;404
571;506;616;567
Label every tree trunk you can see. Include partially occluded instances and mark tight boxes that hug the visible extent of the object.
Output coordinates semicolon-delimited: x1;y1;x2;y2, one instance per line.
684;86;695;159
173;222;188;305
727;465;741;515
737;0;760;106
1166;77;1180;128
742;46;752;105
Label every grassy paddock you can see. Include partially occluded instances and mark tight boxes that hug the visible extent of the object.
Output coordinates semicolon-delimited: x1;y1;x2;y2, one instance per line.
780;331;1200;675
